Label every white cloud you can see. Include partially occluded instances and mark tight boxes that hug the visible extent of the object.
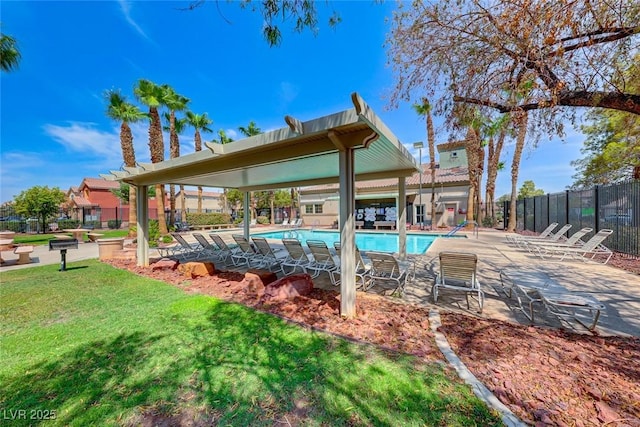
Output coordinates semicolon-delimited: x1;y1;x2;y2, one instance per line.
279;82;299;105
118;0;152;42
43;122;122;162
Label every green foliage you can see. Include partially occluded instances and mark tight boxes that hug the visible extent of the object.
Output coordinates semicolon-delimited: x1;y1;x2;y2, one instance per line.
0;261;500;426
186;212;232;226
107;220;122;229
13;186;66;232
148;220;160;247
517;180;545;200
57;219;81;229
225;188;243;208
273;189;291;207
256;215;269;225
85;220;101;229
111;183;155;202
161;235;173;244
0;31;21;72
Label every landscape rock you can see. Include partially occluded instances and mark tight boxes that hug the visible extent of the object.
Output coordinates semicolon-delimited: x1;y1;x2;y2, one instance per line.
178;262;215;278
152;258;179;271
261;273;314;302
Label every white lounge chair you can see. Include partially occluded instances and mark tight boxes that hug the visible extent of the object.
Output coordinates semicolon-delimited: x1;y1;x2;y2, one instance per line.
280;238;314;274
523;227;592;252
231;235;264;267
513;224;573;248
506;223;558;244
432;251;483;313
500;268;606;331
366;251;415;296
192;233;229;264
306;240;339;279
331;242;371;288
531;229;614;264
280;219;289;227
251;236;287;271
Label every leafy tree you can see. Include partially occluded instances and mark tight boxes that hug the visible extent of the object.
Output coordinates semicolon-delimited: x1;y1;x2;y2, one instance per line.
111;183;155;202
105;89;148;237
0;30;21;72
14;186;65;233
186;111;214;212
517;180;545;200
388;0;640;134
571;56;640;187
187;0;341;47
134;79;169;235
162;86;190;225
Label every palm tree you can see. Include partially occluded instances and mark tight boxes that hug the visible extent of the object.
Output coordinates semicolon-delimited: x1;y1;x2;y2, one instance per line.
238;121;264;221
186;112;214;212
161;86;190;225
163;110;189;225
105;90;148;237
413;99;437;229
0;31;21;72
134;79;169;235
507;111;528;232
484;115;510;224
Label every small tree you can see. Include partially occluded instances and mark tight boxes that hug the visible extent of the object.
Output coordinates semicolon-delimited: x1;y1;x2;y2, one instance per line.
517;180;545;200
14;186;65;233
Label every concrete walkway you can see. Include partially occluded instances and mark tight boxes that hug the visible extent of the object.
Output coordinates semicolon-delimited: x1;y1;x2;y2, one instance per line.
2;228;638;337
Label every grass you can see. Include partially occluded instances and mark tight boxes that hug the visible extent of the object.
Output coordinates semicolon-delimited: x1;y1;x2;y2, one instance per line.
0;261;501;426
13;230;128;246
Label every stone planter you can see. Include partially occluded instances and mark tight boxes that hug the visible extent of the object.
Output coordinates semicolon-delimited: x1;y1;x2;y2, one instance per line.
96;238;125;261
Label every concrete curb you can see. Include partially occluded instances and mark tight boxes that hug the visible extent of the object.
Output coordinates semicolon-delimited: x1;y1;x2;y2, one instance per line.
429;309;526;427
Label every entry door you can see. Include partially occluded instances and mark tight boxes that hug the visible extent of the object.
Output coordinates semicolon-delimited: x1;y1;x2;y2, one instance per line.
445;203;456;226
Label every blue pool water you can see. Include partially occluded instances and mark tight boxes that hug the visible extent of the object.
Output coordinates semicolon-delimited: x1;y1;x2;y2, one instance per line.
252;229;454;254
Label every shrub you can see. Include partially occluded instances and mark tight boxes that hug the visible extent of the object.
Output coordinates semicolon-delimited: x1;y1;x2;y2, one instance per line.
257;215;269;225
482;217;497;228
85;220;101;230
57;219;81;229
107;220;122;229
186;212;231;226
148;220;160;247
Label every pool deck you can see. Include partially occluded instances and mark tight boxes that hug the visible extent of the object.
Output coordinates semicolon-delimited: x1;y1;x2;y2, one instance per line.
2;226;638;337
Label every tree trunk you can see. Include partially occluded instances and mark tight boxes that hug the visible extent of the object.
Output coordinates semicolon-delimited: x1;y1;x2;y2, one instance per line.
156;185;167;235
148;107;168;235
169;184;176;225
507;112;528;232
270;191;275;225
120;121;137;237
466;185;475;224
426;102;437;230
168;110;179;225
197;187;203;213
194;130;203;212
485;128;506;224
179;185;186;222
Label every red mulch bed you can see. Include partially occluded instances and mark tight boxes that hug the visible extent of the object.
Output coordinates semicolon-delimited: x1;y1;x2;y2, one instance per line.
106;258;640;426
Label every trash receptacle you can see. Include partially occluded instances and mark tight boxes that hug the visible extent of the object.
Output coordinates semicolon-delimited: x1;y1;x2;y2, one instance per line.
97;238;125;260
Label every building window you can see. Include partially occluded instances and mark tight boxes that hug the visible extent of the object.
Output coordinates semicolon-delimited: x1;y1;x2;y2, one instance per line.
416;204;425;226
314;204;323;214
305;205;314;214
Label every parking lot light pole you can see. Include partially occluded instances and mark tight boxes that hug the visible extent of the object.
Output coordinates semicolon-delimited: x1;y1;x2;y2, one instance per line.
413;142;424;230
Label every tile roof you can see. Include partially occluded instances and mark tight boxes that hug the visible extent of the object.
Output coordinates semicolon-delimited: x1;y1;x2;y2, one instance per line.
303;165;469;192
80;177;120;190
71;196;95;207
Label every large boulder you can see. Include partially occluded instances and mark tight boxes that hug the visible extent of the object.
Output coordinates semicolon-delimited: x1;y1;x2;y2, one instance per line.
152;258;179;271
242;269;278;298
261;273;314;302
178;262;216;278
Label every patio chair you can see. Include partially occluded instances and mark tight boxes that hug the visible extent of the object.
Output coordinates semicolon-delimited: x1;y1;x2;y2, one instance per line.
169;232;206;261
251;236;287;272
280;238;314;274
280;219;289;227
523;227;592;252
208;233;238;265
192;233;229;264
513;224;573;248
365;251;415;296
331;242;371;288
531;229;614;264
500;268;606;331
231;234;264;267
291;218;303;228
306;240;339;279
432;251;483;313
505;222;558;244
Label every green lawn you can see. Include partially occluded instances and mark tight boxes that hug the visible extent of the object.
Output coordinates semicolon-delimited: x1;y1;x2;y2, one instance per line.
0;261;501;426
13;230;128;246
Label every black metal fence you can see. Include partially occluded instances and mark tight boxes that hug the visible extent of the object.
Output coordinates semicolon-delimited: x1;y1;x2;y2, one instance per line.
503;180;640;257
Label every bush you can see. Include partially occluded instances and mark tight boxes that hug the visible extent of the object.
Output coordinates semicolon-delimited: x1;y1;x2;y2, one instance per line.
85;220;101;230
107;220;122;229
57;219;81;229
148;220;160;247
257;215;269;225
185;212;232;226
482;217;497;228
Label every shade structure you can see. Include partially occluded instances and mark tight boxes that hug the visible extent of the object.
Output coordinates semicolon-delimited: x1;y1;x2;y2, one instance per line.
102;93;419;317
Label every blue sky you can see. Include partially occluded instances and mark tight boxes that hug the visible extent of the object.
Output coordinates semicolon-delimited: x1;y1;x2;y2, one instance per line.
1;1;584;204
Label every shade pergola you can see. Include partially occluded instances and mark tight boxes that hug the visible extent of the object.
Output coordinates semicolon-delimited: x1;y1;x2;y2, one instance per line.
102;93;419;317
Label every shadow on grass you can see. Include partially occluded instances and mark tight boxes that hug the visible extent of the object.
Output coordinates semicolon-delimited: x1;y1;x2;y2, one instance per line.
1;300;500;426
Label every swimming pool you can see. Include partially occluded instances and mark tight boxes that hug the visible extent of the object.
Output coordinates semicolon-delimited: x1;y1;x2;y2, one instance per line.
252;229;455;254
